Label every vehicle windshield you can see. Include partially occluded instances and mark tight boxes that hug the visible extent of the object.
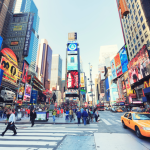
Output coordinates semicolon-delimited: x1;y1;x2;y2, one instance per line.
133;113;150;120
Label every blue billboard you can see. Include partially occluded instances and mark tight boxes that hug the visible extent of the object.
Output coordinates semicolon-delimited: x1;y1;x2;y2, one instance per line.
30;90;38;104
119;46;128;73
0;36;3;48
0;69;4;85
105;78;110;101
67;43;77;54
110;59;117;79
67;55;78;70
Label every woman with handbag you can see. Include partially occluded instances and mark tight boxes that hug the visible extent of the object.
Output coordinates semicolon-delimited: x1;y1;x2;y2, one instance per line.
1;109;17;136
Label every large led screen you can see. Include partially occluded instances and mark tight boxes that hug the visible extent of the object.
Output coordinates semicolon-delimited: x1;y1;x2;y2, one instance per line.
67;71;78;89
110;59;117;79
119;46;128;73
67;55;78;70
67;43;77;54
128;45;150;84
114;53;123;77
80;73;85;87
23;83;32;102
22;61;29;83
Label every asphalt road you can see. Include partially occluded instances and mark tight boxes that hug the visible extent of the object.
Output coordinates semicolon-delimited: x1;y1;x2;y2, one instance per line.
0;111;149;150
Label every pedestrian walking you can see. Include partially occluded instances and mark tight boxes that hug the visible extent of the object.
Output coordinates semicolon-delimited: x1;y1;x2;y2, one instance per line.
76;109;81;126
27;109;30;117
90;109;93;122
60;108;63;118
1;109;17;136
94;109;99;122
57;109;60;117
69;108;73;122
52;109;57;123
82;109;88;126
65;108;69;120
5;109;10;125
30;109;37;127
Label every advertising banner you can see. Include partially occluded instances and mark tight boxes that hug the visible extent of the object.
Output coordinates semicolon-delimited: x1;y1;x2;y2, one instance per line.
68;32;77;41
23;83;32;102
13;25;22;31
0;57;18;83
67;71;78;89
100;80;105;93
67;55;78;70
22;61;29;83
23;13;34;56
0;36;3;48
124;71;134;96
0;69;4;85
67;43;77;54
114;53;123;77
119;46;128;73
110;59;117;79
65;89;78;94
30;90;38;104
18;83;25;100
80;73;85;87
98;65;105;73
128;45;150;84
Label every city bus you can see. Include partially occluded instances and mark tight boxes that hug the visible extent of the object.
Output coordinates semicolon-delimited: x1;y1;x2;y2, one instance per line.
97;103;104;111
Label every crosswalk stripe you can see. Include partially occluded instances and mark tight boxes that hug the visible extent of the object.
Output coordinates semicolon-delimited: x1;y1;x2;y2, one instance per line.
116;120;121;122
0;133;66;136
101;119;112;125
107;119;118;124
0;148;53;150
0;141;57;146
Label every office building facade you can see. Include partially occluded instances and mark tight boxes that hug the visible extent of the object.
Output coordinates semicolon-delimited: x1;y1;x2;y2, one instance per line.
36;39;52;90
50;54;62;91
116;0;150;60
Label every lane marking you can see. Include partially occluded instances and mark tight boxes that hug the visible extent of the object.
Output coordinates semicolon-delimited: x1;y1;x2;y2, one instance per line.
0;148;53;150
101;119;112;125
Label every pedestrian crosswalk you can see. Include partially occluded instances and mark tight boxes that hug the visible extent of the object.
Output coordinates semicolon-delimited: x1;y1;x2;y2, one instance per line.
0;123;98;150
100;118;121;125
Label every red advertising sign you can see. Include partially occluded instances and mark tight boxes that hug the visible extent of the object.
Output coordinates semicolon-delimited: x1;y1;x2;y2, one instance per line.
114;53;123;77
22;61;29;83
128;45;150;85
67;71;78;89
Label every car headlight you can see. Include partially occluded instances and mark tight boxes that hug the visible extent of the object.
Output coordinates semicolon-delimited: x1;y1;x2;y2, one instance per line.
140;127;150;130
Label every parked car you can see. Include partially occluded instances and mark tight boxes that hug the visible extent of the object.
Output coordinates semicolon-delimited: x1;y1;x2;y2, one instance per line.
0;86;15;101
131;107;142;112
121;112;150;138
111;107;117;112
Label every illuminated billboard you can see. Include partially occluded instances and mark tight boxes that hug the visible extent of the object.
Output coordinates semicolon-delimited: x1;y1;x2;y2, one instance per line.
0;36;3;48
22;61;29;83
128;45;150;84
67;71;78;89
67;55;78;70
18;83;25;100
80;73;85;87
114;53;123;77
23;83;32;102
67;43;77;54
119;46;128;73
10;41;19;46
110;59;117;79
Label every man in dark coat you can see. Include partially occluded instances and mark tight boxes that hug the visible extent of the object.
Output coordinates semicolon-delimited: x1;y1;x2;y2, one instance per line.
30;109;37;127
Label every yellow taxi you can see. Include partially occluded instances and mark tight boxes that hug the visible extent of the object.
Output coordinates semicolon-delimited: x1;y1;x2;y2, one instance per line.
121;112;150;138
117;109;123;112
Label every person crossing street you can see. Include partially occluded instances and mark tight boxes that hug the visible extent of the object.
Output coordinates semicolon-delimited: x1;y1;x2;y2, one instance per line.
82;108;88;126
30;109;37;127
1;109;17;136
52;109;57;123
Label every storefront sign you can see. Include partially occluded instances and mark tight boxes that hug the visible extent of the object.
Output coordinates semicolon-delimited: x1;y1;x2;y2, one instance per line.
23;13;34;56
114;53;123;77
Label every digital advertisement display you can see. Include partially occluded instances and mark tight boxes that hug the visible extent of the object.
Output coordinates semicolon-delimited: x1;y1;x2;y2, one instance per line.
67;55;78;70
67;71;78;89
13;25;22;31
10;41;19;46
119;46;128;73
22;61;29;83
67;43;77;54
110;59;117;79
0;36;3;48
18;83;25;100
30;90;38;104
23;83;32;102
0;57;18;83
114;53;123;77
80;73;85;87
124;71;134;96
35;112;46;121
0;69;4;85
128;45;150;84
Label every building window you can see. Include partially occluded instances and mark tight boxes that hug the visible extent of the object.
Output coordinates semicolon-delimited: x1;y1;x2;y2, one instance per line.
132;49;135;54
127;25;129;29
125;29;127;33
130;36;132;40
135;45;137;50
129;31;130;35
123;19;125;22
138;41;140;47
131;0;133;2
128;3;131;9
134;27;137;33
138;9;141;16
132;3;135;9
124;24;126;28
136;3;139;9
136;34;139;39
133;21;135;26
141;36;144;43
135;16;138;21
135;0;137;2
130;9;132;14
129;20;131;25
142;24;146;30
126;19;128;24
131;42;133;47
144;31;148;38
127;34;128;39
137;22;140;28
129;45;131;50
132;32;134;37
134;9;136;15
131;15;133;20
139;29;142;35
128;40;130;44
130;26;133;31
128;14;130;19
130;52;132;57
140;16;143;23
133;38;136;44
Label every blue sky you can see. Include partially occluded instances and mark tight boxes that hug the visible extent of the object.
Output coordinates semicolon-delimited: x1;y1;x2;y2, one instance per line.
34;0;124;81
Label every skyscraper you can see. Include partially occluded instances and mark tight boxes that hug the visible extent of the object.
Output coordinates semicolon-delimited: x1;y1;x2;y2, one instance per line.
50;54;62;91
14;0;40;72
36;39;52;90
116;0;150;61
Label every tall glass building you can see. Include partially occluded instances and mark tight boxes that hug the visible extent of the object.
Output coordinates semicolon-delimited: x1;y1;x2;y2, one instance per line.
14;0;40;73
